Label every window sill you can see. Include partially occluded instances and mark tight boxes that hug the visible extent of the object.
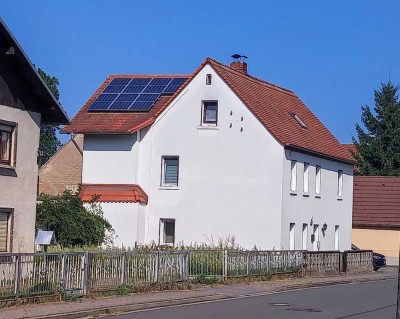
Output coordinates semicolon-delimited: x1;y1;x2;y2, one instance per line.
290;191;297;196
159;186;180;190
0;163;16;171
303;193;310;197
197;125;219;130
315;194;321;198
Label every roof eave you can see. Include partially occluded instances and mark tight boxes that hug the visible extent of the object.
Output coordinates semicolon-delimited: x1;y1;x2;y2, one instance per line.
0;18;69;125
285;143;356;165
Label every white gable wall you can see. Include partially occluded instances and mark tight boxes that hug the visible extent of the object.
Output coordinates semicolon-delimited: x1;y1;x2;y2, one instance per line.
82;134;139;184
140;65;285;249
281;150;353;251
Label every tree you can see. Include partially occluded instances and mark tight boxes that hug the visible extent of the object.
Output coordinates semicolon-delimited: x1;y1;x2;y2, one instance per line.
352;81;400;176
37;68;62;166
36;191;114;247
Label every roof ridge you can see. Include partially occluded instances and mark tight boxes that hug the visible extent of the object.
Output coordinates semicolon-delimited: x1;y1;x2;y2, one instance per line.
108;74;190;78
206;58;296;96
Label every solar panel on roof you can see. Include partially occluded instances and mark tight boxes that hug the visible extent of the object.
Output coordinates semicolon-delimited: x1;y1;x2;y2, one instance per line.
123;85;146;93
129;101;154;111
103;85;126;93
110;78;132;85
87;77;189;112
136;94;158;102
89;101;113;110
149;78;171;86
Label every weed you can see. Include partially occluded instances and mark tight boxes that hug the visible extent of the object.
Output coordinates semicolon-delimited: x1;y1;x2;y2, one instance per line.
118;285;128;296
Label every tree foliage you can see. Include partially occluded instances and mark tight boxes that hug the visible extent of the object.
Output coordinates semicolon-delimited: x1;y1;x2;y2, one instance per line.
352;81;400;175
37;68;62;166
36;191;113;247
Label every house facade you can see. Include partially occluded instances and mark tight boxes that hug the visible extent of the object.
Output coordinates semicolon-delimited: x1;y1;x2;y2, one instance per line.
352;176;400;265
38;134;83;195
64;58;353;250
0;19;69;252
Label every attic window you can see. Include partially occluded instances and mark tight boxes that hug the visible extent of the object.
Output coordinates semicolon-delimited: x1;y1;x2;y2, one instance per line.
206;74;212;85
289;111;307;129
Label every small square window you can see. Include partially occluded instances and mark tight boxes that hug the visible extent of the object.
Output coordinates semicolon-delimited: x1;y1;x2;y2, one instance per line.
206;74;212;85
161;156;179;187
160;219;175;245
0;123;14;166
202;101;218;125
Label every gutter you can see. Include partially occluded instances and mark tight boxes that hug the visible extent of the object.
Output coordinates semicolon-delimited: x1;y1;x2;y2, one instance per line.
285;143;356;165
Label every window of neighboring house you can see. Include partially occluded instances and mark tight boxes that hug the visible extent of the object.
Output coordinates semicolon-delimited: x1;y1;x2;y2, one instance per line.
202;101;218;125
315;165;321;196
290;160;297;192
337;170;343;198
303;163;309;194
161;156;179;187
0;123;14;166
160;219;175;245
0;209;12;252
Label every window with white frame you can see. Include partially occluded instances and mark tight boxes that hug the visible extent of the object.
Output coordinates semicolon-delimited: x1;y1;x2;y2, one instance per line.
160;219;175;245
334;225;339;250
302;223;308;250
0;123;14;166
289;223;295;250
303;163;309;194
206;74;212;85
161;156;179;187
290;160;297;192
202;101;218;125
315;165;321;195
337;170;343;197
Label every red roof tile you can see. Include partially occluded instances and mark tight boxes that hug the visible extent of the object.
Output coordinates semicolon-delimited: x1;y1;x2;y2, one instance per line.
64;58;354;163
207;59;354;163
353;176;400;229
80;184;148;204
62;75;189;134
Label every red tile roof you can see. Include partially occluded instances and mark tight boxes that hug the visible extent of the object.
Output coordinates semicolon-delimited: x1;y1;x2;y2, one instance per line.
353;176;400;229
80;184;148;204
64;58;353;163
63;75;189;134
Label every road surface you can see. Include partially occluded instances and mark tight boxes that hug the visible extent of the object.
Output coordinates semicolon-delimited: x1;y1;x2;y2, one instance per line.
108;278;397;319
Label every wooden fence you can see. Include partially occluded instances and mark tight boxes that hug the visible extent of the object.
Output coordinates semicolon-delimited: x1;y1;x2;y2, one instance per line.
0;249;373;300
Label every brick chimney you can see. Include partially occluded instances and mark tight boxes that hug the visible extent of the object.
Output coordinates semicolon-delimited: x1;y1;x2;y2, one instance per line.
230;61;248;74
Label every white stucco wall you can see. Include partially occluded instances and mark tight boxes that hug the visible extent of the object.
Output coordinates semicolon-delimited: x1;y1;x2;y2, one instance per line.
89;202;146;248
82;134;139;184
281;150;353;251
141;65;285;249
0;105;41;252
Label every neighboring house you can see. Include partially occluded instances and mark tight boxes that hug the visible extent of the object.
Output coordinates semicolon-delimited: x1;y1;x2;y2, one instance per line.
0;19;69;253
63;58;354;250
352;176;400;266
38;134;83;195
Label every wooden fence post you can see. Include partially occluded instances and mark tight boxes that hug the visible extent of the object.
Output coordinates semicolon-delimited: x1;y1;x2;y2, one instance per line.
83;251;89;296
14;254;21;298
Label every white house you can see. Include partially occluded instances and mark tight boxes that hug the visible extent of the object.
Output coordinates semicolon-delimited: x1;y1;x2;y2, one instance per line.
64;58;354;251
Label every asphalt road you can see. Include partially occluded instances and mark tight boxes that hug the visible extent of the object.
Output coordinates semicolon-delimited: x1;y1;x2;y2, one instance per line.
109;279;397;319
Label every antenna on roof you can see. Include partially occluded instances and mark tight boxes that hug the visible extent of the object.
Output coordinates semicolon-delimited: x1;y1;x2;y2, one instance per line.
231;54;248;62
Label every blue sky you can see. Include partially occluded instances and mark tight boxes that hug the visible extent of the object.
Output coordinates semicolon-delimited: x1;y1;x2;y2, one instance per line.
2;1;399;143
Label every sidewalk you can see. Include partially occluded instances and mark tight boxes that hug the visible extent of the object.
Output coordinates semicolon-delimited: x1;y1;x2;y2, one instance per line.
0;268;397;319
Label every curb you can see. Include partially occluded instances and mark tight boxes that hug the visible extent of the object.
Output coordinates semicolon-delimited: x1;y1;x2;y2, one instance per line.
15;274;398;319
